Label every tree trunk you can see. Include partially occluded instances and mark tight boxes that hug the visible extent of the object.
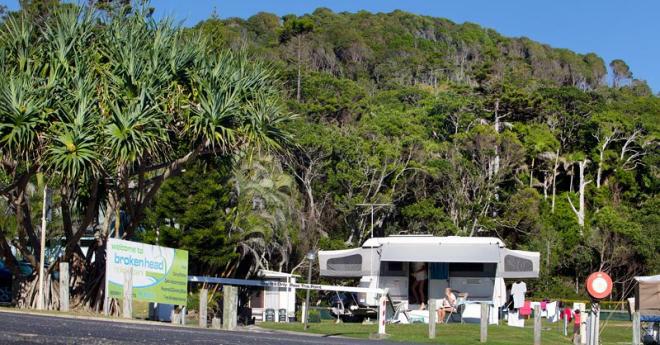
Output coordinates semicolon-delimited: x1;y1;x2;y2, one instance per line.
567;159;591;231
551;149;559;213
15;274;60;310
530;157;535;188
596;135;616;189
296;34;302;102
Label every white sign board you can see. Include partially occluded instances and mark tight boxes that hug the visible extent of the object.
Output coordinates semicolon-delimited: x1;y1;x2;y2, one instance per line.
106;238;188;305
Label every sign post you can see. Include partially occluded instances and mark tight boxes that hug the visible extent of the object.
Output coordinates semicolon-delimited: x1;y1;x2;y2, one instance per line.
377;291;387;337
585;272;613;345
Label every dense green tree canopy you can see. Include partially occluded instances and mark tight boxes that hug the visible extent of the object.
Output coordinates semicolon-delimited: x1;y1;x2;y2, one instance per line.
0;3;657;311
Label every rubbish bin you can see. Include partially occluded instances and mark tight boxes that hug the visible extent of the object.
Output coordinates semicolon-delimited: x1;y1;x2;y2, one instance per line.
264;308;275;322
278;309;287;322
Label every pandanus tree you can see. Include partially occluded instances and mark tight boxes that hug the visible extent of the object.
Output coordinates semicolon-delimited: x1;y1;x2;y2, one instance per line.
0;3;294;310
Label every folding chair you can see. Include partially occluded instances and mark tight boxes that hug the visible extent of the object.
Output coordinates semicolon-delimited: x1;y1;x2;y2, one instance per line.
445;292;468;323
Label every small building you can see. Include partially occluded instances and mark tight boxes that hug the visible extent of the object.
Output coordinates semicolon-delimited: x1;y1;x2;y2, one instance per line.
318;235;539;308
249;270;298;322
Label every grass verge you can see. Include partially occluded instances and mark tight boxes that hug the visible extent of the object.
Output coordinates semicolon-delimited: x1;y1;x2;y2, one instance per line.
259;319;633;345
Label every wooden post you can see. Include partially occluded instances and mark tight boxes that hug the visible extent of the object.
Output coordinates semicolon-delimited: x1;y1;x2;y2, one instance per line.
222;285;237;331
428;299;436;339
377;293;387;336
122;268;133;319
199;288;208;328
579;304;587;345
534;305;542;345
300;301;306;324
480;303;488;343
564;315;568;336
59;262;69;312
181;306;186;325
212;317;221;329
632;312;640;345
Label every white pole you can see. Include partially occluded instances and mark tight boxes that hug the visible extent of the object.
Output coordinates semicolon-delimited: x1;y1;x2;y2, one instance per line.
369;205;374;299
37;184;47;310
370;205;374;238
377;292;387;336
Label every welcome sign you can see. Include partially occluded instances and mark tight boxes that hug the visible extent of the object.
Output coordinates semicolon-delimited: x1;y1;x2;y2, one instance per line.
106;238;188;305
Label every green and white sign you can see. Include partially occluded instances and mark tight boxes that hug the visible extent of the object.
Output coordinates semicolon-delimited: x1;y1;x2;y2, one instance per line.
106;238;188;305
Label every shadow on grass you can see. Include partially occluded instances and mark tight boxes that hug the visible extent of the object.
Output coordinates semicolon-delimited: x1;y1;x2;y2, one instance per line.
320;332;368;337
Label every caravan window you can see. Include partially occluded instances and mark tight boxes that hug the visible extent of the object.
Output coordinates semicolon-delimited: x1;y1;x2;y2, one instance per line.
449;263;496;277
380;261;406;276
327;254;362;272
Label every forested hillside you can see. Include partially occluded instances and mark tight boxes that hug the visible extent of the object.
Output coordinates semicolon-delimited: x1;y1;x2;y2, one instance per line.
150;8;658;299
0;2;656;309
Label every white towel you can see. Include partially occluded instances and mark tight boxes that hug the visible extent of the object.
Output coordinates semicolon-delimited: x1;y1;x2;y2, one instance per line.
547;302;558;323
507;309;525;328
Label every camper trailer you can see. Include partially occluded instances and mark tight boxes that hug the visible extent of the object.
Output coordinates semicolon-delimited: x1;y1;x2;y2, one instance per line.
318;235;539;310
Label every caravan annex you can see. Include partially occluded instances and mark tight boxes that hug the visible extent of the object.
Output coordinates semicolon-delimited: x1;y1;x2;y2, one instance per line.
318;235;540;308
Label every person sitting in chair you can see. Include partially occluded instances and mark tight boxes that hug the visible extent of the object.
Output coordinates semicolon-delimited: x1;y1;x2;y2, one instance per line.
437;288;457;323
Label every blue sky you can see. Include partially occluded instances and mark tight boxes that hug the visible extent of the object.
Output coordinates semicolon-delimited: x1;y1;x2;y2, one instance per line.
2;0;658;92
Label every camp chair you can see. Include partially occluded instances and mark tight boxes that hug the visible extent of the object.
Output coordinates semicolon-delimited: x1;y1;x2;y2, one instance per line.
391;301;410;324
445;292;468;323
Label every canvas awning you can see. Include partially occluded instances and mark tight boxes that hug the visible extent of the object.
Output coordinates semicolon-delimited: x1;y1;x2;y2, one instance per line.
635;275;660;318
318;248;379;277
497;249;540;278
378;243;501;263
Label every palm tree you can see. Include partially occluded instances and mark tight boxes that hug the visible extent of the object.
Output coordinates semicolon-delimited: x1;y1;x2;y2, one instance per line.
230;154;300;275
1;3;296;310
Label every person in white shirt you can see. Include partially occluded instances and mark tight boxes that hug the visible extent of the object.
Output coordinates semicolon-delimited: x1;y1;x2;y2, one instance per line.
436;288;457;322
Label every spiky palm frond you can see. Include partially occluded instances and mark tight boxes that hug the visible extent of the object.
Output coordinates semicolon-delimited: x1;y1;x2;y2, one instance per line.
241;96;296;152
45;67;101;182
0;14;36;73
0;76;48;160
104;93;167;166
45;122;100;181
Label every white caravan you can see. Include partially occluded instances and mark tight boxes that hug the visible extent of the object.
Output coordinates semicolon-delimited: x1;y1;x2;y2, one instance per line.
318;235;539;308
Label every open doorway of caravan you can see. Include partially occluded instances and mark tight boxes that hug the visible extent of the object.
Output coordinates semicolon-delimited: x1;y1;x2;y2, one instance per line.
408;262;428;307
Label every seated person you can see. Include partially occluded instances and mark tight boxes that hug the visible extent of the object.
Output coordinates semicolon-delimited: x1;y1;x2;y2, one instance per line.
436;288;457;323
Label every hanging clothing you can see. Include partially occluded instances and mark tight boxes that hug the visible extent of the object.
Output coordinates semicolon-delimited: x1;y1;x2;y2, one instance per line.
546;302;559;323
511;281;527;309
519;300;532;316
489;304;499;325
507;309;525;327
492;278;507;307
562;307;573;322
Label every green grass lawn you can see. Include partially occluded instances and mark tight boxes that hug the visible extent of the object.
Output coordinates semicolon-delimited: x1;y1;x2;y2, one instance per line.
260;319;633;345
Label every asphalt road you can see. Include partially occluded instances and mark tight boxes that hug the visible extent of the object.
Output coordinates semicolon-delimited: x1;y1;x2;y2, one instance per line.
0;311;399;345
